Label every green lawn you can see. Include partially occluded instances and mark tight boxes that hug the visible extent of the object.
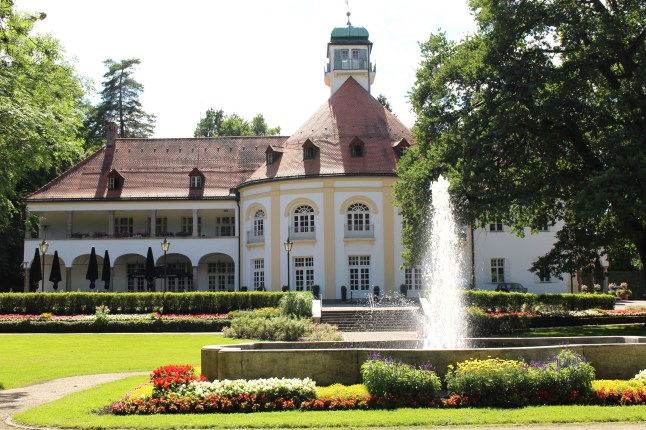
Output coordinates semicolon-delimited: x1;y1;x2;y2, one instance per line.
525;324;646;337
14;375;646;429
0;333;246;389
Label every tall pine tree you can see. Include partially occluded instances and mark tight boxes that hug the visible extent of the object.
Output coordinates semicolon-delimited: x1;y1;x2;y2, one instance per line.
85;58;155;148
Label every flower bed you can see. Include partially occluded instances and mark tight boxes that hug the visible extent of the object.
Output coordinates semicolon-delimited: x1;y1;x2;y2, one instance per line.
0;313;230;333
113;352;646;415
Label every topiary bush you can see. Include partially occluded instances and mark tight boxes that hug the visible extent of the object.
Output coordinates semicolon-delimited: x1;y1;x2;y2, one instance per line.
223;314;311;341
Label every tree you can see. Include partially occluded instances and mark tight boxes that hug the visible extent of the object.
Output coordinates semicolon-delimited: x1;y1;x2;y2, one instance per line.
377;93;392;112
194;109;280;137
85;58;155;147
0;0;87;290
394;0;646;283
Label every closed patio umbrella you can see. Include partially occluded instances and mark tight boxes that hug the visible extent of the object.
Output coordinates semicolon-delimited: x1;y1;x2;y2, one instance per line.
29;248;42;292
144;246;156;292
86;247;99;289
49;250;62;291
101;250;111;290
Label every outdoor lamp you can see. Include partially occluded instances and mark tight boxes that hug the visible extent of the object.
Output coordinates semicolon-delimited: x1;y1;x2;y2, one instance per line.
161;238;170;293
284;237;293;291
39;240;48;293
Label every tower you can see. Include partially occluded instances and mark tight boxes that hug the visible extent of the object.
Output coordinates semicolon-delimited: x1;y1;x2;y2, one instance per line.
324;12;376;95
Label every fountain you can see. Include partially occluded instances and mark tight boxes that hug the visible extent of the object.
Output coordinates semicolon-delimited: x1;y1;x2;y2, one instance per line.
421;176;469;349
202;176;646;385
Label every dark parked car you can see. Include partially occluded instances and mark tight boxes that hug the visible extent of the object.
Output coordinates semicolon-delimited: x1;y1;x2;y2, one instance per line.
495;282;528;293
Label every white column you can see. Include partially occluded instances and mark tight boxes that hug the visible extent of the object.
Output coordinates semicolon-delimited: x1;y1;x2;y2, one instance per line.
192;266;198;291
67;211;74;238
65;267;72;291
108;210;115;237
150;210;157;237
192;209;199;237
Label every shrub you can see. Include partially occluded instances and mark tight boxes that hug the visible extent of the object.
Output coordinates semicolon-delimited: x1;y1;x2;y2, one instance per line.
466;307;532;336
445;349;595;407
464;290;615;314
526;349;595;404
592;380;646;406
360;354;441;398
445;357;531;407
223;314;311;341
279;292;313;317
302;323;343;341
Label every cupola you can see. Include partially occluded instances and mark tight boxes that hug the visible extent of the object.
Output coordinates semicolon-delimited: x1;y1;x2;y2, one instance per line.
324;12;375;95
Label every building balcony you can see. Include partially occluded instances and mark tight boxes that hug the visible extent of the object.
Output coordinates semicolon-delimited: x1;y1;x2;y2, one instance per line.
246;230;264;244
289;226;316;241
344;224;374;239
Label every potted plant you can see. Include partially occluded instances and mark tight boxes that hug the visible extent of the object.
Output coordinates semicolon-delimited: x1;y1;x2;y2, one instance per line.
616;282;632;300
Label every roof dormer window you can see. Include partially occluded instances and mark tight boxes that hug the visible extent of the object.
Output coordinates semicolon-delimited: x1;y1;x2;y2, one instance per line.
393;138;411;159
350;137;365;158
302;139;318;160
189;168;205;189
267;152;274;165
107;169;124;190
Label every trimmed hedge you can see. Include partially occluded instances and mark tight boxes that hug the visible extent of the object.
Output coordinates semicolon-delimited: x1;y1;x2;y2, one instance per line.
0;292;289;315
465;290;616;313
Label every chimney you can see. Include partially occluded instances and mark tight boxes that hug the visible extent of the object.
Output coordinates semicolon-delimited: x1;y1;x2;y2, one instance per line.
107;122;118;147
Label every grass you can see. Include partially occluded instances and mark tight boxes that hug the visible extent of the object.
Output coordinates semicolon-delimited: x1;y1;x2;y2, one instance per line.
0;333;248;389
14;375;646;429
524;324;646;337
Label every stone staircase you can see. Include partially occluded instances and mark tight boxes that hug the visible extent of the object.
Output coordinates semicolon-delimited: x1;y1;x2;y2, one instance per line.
321;306;421;332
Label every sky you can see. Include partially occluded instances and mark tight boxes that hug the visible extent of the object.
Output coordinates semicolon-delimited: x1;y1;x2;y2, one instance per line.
15;0;476;138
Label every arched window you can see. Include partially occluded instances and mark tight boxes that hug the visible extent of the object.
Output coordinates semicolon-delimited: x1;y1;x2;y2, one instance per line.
293;205;315;234
253;210;265;238
347;203;370;232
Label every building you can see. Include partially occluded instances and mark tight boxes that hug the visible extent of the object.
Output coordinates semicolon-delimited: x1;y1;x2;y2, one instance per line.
23;19;419;300
23;19;570;297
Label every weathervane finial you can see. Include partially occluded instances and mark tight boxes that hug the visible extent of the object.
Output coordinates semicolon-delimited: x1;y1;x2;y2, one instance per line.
345;0;352;26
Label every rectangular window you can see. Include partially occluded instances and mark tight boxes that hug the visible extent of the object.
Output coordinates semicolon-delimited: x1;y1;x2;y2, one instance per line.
190;176;202;188
538;268;551;283
253;259;265;291
216;216;235;237
266;153;273;165
490;258;505;283
115;217;133;236
208;262;234;291
155;217;168;236
349;255;370;291
108;177;120;190
350;145;364;157
303;147;315;160
404;267;423;290
181;217;202;236
126;263;144;292
489;219;503;232
294;257;314;291
538;222;549;232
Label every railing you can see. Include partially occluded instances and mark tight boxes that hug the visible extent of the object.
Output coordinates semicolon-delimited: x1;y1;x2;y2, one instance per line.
246;230;264;244
344;224;374;239
289;226;316;240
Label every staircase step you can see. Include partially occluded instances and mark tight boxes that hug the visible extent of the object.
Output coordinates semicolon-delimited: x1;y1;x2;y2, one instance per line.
321;307;421;332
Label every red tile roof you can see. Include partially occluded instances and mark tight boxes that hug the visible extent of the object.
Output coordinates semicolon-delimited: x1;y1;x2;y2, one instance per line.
27;78;414;202
27;137;287;201
245;77;414;184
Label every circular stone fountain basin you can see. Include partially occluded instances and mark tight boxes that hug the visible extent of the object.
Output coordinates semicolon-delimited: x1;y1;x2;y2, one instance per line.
202;336;646;385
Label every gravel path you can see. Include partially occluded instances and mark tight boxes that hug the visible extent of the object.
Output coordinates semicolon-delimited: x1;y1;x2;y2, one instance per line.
1;372;146;430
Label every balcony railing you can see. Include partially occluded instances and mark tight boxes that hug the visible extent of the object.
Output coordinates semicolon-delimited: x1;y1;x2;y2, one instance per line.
289;226;316;240
345;224;374;239
246;230;264;244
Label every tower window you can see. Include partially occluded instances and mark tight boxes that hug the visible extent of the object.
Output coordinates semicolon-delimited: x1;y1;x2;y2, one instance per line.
350;144;364;157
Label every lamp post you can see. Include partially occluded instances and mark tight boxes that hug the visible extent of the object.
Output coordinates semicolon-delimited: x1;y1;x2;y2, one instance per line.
39;240;49;293
22;261;29;293
283;237;293;291
161;238;170;293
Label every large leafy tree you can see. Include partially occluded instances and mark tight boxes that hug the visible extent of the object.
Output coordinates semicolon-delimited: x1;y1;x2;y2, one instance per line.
85;58;155;148
194;109;280;137
0;0;86;290
395;0;646;282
